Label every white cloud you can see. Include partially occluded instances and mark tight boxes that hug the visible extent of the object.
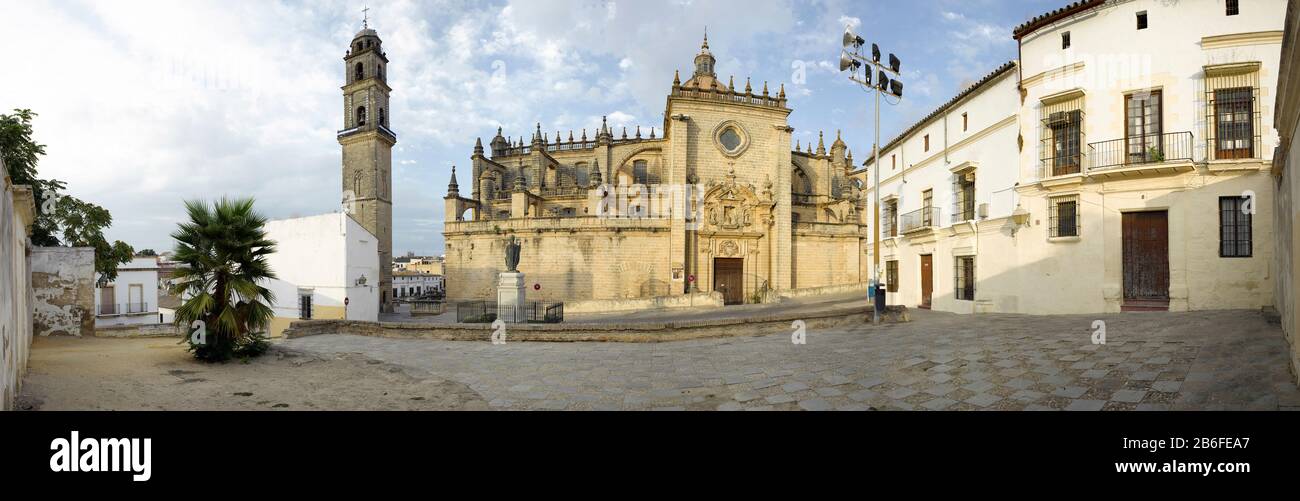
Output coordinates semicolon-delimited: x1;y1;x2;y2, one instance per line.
0;0;1020;256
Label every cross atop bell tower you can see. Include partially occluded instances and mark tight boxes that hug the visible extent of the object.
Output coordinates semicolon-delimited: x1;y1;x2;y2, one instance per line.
339;17;396;313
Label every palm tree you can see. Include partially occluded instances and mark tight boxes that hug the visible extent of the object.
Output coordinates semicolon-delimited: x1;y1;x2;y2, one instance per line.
169;197;277;361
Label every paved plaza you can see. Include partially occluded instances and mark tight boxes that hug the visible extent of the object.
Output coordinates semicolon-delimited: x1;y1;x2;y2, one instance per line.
283;308;1300;411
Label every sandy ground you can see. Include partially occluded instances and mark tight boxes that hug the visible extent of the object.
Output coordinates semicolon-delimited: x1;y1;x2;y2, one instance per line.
16;336;490;411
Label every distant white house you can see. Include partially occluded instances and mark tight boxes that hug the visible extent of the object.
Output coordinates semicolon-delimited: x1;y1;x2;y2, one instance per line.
95;256;162;327
262;212;380;337
393;270;443;298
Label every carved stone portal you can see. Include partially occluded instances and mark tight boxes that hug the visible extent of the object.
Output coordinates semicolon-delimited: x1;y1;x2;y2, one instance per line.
703;170;774;232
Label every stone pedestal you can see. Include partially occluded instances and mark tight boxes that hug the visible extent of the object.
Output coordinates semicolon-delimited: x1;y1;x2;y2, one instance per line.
497;272;526;323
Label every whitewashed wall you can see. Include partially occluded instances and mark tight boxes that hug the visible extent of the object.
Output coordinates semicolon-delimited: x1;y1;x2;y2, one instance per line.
263;212;379;336
1;172;35;410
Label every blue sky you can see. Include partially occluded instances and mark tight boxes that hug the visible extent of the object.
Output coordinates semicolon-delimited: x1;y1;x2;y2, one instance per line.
0;0;1063;255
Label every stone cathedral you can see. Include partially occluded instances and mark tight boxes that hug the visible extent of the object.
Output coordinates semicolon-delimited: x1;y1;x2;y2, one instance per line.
340;23;396;313
444;34;870;305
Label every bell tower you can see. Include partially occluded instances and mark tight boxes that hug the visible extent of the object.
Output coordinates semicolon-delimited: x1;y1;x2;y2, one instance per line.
339;15;396;313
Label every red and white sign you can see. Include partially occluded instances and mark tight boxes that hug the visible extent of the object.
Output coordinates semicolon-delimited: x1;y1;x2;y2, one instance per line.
687;275;696;283
534;284;541;291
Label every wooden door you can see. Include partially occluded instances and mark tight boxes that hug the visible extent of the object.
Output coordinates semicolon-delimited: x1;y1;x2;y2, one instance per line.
713;258;744;305
1122;211;1170;300
920;255;933;309
100;286;115;315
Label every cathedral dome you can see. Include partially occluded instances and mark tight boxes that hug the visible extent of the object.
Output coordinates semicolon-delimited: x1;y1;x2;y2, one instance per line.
682;31;726;91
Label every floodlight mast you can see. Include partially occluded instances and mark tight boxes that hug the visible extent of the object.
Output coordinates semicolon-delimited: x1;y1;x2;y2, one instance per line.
840;26;903;324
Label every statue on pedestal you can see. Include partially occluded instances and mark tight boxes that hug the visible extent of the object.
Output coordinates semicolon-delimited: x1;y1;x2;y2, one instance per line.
504;237;521;272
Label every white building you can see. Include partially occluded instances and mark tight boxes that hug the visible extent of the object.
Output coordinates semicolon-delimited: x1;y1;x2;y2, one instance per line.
263;212;380;336
94;256;162;327
859;0;1286;314
392;270;443;298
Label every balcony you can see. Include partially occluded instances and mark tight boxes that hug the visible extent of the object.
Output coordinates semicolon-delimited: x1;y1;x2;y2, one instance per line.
1038;152;1085;179
900;207;941;234
1088;132;1193;173
97;302;152;317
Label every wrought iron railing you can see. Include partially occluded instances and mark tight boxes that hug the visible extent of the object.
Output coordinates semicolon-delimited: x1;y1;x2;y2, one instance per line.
98;303;151;316
951;204;976;224
1088;131;1193;171
454;301;564;324
900;207;941;233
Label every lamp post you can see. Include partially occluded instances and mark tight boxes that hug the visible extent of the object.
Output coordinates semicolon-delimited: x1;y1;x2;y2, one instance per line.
840;26;903;324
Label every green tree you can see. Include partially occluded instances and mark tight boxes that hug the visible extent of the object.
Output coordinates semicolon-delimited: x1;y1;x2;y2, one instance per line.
137;248;158;256
1;109;61;246
52;195;135;286
170;198;277;362
1;108;133;280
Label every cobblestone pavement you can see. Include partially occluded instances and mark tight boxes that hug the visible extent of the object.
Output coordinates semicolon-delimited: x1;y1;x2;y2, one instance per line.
282;309;1300;411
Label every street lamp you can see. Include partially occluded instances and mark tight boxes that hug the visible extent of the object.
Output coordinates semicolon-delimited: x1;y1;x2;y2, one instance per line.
840;25;904;324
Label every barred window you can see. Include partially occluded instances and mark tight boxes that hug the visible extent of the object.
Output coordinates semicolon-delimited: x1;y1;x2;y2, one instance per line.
886;260;899;293
952;172;975;223
1050;196;1080;237
884;199;898;237
954;256;975;301
298;293;313;320
1213;87;1256;160
1062;31;1071;49
1044;109;1083;176
1219;196;1252;257
1226;0;1239;16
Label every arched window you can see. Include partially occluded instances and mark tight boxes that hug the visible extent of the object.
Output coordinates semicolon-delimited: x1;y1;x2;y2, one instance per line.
574;162;589;187
356;106;367;126
354;62;364;81
378;65;385;81
353;171;364;195
792;166;811;194
633;160;649;185
378;108;386;127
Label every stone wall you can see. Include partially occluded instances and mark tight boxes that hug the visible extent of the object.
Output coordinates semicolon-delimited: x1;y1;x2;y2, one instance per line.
284;303;903;343
779;281;869;299
2;170;36;410
30;247;95;337
565;291;723;315
445;217;673;302
1275;0;1300;386
95;323;184;338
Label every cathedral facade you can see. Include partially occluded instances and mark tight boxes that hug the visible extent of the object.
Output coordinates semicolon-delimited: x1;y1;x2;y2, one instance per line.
443;36;870;304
